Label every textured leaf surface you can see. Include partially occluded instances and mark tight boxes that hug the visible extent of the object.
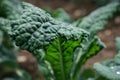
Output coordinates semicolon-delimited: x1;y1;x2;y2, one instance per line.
44;36;86;80
11;2;87;52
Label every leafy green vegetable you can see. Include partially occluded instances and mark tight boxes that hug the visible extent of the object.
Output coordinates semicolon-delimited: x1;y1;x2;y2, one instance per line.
11;3;90;80
10;1;120;80
1;0;120;80
11;2;88;52
94;37;120;80
44;36;86;80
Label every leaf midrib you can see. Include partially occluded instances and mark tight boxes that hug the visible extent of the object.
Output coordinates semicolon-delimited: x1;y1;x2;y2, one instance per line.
58;38;66;80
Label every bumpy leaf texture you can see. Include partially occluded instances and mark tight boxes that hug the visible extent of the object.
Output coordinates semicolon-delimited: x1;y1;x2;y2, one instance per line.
0;0;22;36
11;2;120;80
11;2;89;80
94;37;120;80
11;2;88;52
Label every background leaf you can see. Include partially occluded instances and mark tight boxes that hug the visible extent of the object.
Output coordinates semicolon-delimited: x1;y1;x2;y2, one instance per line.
46;8;72;23
94;37;120;80
75;2;120;35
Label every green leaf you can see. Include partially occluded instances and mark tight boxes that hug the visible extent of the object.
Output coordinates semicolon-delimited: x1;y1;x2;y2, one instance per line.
71;36;105;79
76;2;120;34
93;37;120;80
71;3;120;78
94;62;120;80
11;3;89;80
44;36;84;80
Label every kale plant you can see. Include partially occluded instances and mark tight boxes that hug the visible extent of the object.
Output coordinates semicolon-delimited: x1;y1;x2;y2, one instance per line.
0;0;120;80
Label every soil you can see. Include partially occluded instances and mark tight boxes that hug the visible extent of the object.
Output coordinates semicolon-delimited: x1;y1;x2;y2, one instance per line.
17;0;120;79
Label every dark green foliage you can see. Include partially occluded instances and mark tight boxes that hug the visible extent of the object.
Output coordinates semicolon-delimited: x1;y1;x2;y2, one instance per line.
11;3;90;80
0;23;31;80
0;0;22;19
11;2;55;52
11;2;88;52
0;18;14;49
0;1;31;80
